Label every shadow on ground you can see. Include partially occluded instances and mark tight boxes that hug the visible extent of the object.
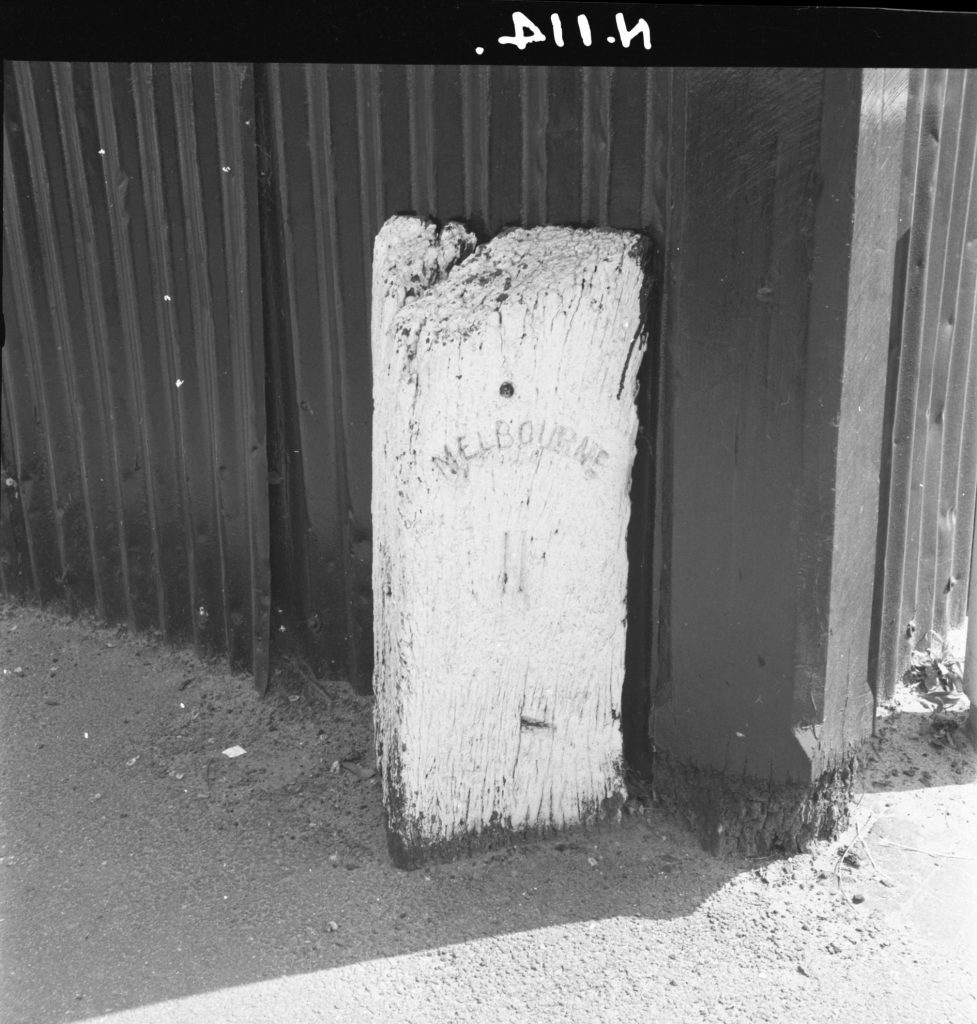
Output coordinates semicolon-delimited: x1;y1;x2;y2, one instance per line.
0;605;743;1023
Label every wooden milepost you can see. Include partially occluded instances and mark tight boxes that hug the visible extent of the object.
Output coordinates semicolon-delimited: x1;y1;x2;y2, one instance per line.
372;217;650;866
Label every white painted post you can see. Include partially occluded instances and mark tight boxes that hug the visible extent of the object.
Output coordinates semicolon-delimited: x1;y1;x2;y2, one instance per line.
372;217;650;865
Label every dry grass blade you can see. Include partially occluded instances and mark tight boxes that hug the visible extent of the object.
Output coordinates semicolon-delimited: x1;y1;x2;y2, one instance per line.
872;837;977;861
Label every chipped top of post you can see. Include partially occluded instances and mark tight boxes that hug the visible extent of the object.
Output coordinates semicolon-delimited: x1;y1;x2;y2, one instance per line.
371;217;478;372
373;217;478;301
393;225;650;340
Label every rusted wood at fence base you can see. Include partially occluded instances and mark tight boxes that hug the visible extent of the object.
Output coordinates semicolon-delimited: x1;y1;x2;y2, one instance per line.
372;217;650;866
651;69;907;855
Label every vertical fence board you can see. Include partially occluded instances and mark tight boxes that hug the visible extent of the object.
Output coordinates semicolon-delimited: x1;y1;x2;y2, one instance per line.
942;73;977;631
877;68;977;695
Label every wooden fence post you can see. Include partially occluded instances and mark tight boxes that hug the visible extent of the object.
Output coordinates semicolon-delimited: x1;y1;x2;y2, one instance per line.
372;218;650;866
651;69;909;854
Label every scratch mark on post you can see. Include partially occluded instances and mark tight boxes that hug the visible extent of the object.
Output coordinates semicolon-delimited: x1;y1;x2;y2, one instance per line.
501;531;509;592
520;715;553;730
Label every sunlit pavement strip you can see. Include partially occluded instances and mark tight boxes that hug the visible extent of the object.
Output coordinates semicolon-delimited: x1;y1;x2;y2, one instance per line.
856;783;977;953
72;920;698;1024
73;924;673;1024
74;902;973;1024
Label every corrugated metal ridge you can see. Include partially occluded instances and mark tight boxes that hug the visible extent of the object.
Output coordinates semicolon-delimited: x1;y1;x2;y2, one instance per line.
213;62;270;681
407;65;434;216
13;62;107;615
3;117;65;596
92;62;168;628
2;62;271;678
171;62;234;654
262;60;309;629
580;66;613;225
521;65;547;224
355;64;382;303
130;62;199;643
51;64;134;623
306;66;361;682
459;65;490;221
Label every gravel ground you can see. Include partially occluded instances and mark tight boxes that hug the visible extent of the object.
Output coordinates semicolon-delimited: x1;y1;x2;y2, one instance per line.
0;603;975;1024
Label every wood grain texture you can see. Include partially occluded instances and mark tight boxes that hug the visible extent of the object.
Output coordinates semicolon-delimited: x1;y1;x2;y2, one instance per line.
654;69;907;805
875;69;977;699
372;217;649;864
652;69;828;783
806;69;909;763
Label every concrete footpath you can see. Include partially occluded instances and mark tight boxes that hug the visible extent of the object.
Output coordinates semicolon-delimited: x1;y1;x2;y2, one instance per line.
1;604;975;1024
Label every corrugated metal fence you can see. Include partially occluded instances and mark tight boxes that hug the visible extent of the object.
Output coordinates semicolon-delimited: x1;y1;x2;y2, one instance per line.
874;67;977;696
254;64;668;692
2;61;668;693
2;62;974;698
1;62;270;679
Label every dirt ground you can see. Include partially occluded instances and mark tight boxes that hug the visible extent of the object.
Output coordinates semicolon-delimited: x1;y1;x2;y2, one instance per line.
1;603;975;1024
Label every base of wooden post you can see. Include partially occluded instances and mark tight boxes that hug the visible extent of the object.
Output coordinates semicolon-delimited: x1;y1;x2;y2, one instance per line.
384;785;627;870
651;752;855;857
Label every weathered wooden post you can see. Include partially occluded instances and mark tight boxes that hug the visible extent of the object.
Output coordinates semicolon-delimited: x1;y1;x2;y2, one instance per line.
372;217;649;866
650;69;911;854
